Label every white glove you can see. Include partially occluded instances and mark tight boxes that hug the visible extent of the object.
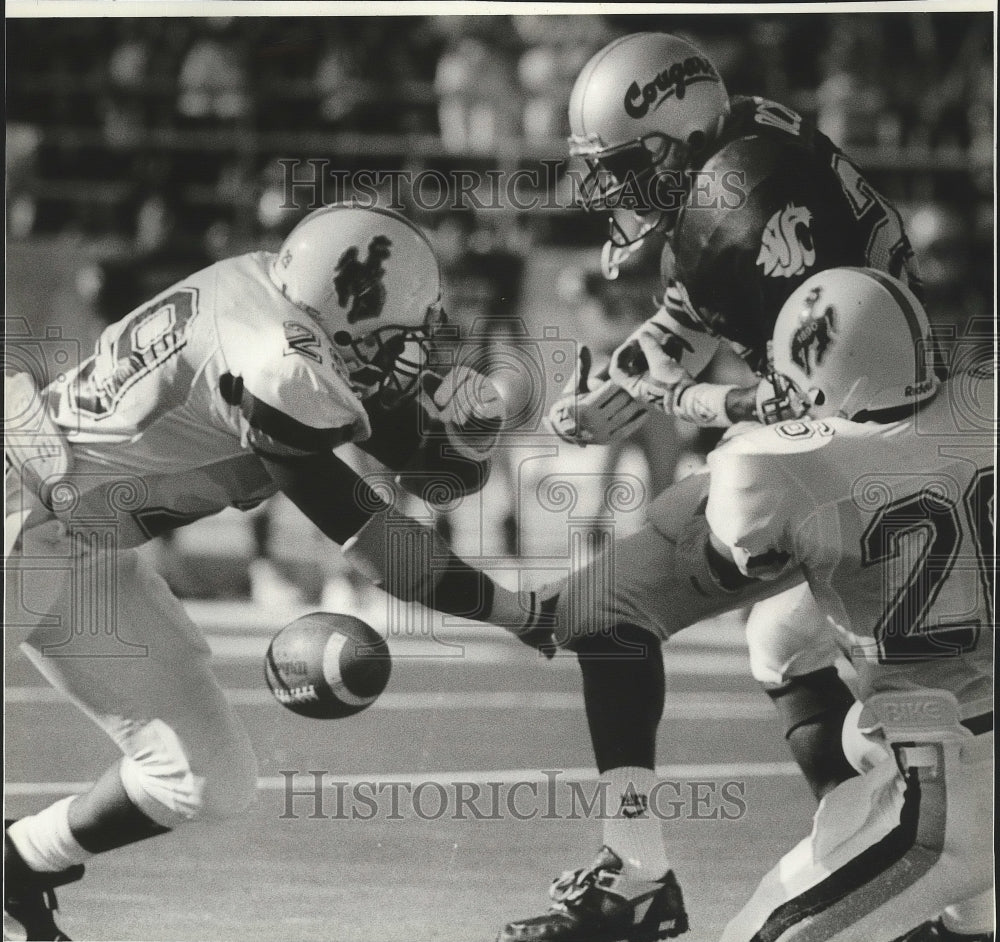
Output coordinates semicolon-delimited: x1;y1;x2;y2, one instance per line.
609;317;697;413
419;366;506;461
546;347;648;447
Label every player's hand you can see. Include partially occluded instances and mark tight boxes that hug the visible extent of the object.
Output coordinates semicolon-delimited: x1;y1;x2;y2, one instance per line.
609;320;696;413
496;584;560;659
546;347;648;447
420;366;506;461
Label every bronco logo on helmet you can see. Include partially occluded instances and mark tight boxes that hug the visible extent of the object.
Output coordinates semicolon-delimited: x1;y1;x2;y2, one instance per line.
333;235;392;324
790;287;837;376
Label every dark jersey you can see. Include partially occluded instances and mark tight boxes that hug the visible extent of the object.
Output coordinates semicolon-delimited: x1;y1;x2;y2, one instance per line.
668;95;920;371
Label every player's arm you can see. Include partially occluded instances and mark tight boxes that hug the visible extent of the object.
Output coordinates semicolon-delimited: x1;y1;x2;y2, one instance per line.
233;352;551;648
610;321;809;427
256;447;552;648
356;367;503;498
548;288;724;445
704;443;802;582
607;288;740;428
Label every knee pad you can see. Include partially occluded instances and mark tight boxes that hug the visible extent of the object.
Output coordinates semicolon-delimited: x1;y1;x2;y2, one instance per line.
765;667;856;739
119;719;257;828
119;719;204;828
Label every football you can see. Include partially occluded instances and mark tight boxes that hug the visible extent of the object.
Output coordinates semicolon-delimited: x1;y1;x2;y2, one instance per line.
264;612;391;719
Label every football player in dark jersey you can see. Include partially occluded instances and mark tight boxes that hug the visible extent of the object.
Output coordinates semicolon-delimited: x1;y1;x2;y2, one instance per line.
503;32;935;942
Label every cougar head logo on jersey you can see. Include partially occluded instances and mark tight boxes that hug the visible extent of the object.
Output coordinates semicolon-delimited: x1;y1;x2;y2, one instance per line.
790;287;837;376
333;235;392;324
757;204;816;278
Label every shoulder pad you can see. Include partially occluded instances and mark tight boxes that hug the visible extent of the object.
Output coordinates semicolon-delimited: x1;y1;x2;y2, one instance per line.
224;316;370;455
706;424;822;578
716;418;838;457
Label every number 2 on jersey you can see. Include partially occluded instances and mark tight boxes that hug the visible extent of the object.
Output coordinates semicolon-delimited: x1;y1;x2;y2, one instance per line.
831;153;911;281
861;468;995;663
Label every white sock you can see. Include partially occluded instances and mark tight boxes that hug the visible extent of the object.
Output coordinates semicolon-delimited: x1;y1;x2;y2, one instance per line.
601;766;671;880
7;797;93;873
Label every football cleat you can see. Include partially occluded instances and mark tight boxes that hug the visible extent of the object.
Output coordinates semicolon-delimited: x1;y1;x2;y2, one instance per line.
498;846;688;942
4;821;83;942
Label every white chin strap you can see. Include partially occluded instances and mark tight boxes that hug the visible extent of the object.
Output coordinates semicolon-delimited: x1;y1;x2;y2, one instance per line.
601;217;660;280
831;376;869;420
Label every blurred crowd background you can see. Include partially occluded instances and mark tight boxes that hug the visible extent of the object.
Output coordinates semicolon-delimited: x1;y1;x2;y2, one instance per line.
5;12;994;608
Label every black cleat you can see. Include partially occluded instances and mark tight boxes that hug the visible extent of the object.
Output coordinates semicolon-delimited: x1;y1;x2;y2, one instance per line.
4;821;83;942
498;846;688;942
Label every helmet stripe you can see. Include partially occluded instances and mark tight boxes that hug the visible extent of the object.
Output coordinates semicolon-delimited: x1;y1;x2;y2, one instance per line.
856;268;928;383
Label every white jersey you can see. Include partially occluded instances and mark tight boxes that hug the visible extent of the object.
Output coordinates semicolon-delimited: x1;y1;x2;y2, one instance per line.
40;252;371;538
706;374;995;710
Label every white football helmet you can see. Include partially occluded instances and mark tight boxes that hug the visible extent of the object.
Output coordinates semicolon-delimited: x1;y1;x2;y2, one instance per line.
568;32;729;249
766;267;940;422
270;203;445;405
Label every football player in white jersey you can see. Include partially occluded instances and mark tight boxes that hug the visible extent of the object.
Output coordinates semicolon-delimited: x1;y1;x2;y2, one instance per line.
705;268;993;942
3;204;550;940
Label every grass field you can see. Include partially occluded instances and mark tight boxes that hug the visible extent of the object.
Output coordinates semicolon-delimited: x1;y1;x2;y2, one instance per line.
5;601;816;942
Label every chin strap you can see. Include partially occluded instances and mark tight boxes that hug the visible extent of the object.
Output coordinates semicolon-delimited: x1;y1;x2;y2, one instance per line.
601;221;658;280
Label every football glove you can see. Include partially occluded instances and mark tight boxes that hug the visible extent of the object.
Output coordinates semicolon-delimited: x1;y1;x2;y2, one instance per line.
546;347;648;447
609;317;697;413
488;581;560;659
419;366;505;461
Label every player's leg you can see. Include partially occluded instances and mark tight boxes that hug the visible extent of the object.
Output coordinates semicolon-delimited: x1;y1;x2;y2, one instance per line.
558;473;738;890
499;525;690;942
722;704;993;942
499;473;799;942
5;539;257;937
745;586;858;799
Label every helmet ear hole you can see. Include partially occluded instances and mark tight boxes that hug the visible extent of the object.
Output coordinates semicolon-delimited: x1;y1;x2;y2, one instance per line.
811;389;826;407
332;330;352;346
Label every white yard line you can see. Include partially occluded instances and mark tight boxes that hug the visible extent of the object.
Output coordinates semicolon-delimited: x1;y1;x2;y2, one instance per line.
204;634;751;673
5;761;799;797
4;687;772;716
182;600;750;649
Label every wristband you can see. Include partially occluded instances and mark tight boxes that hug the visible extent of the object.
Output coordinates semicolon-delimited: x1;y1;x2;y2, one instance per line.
673;383;736;427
